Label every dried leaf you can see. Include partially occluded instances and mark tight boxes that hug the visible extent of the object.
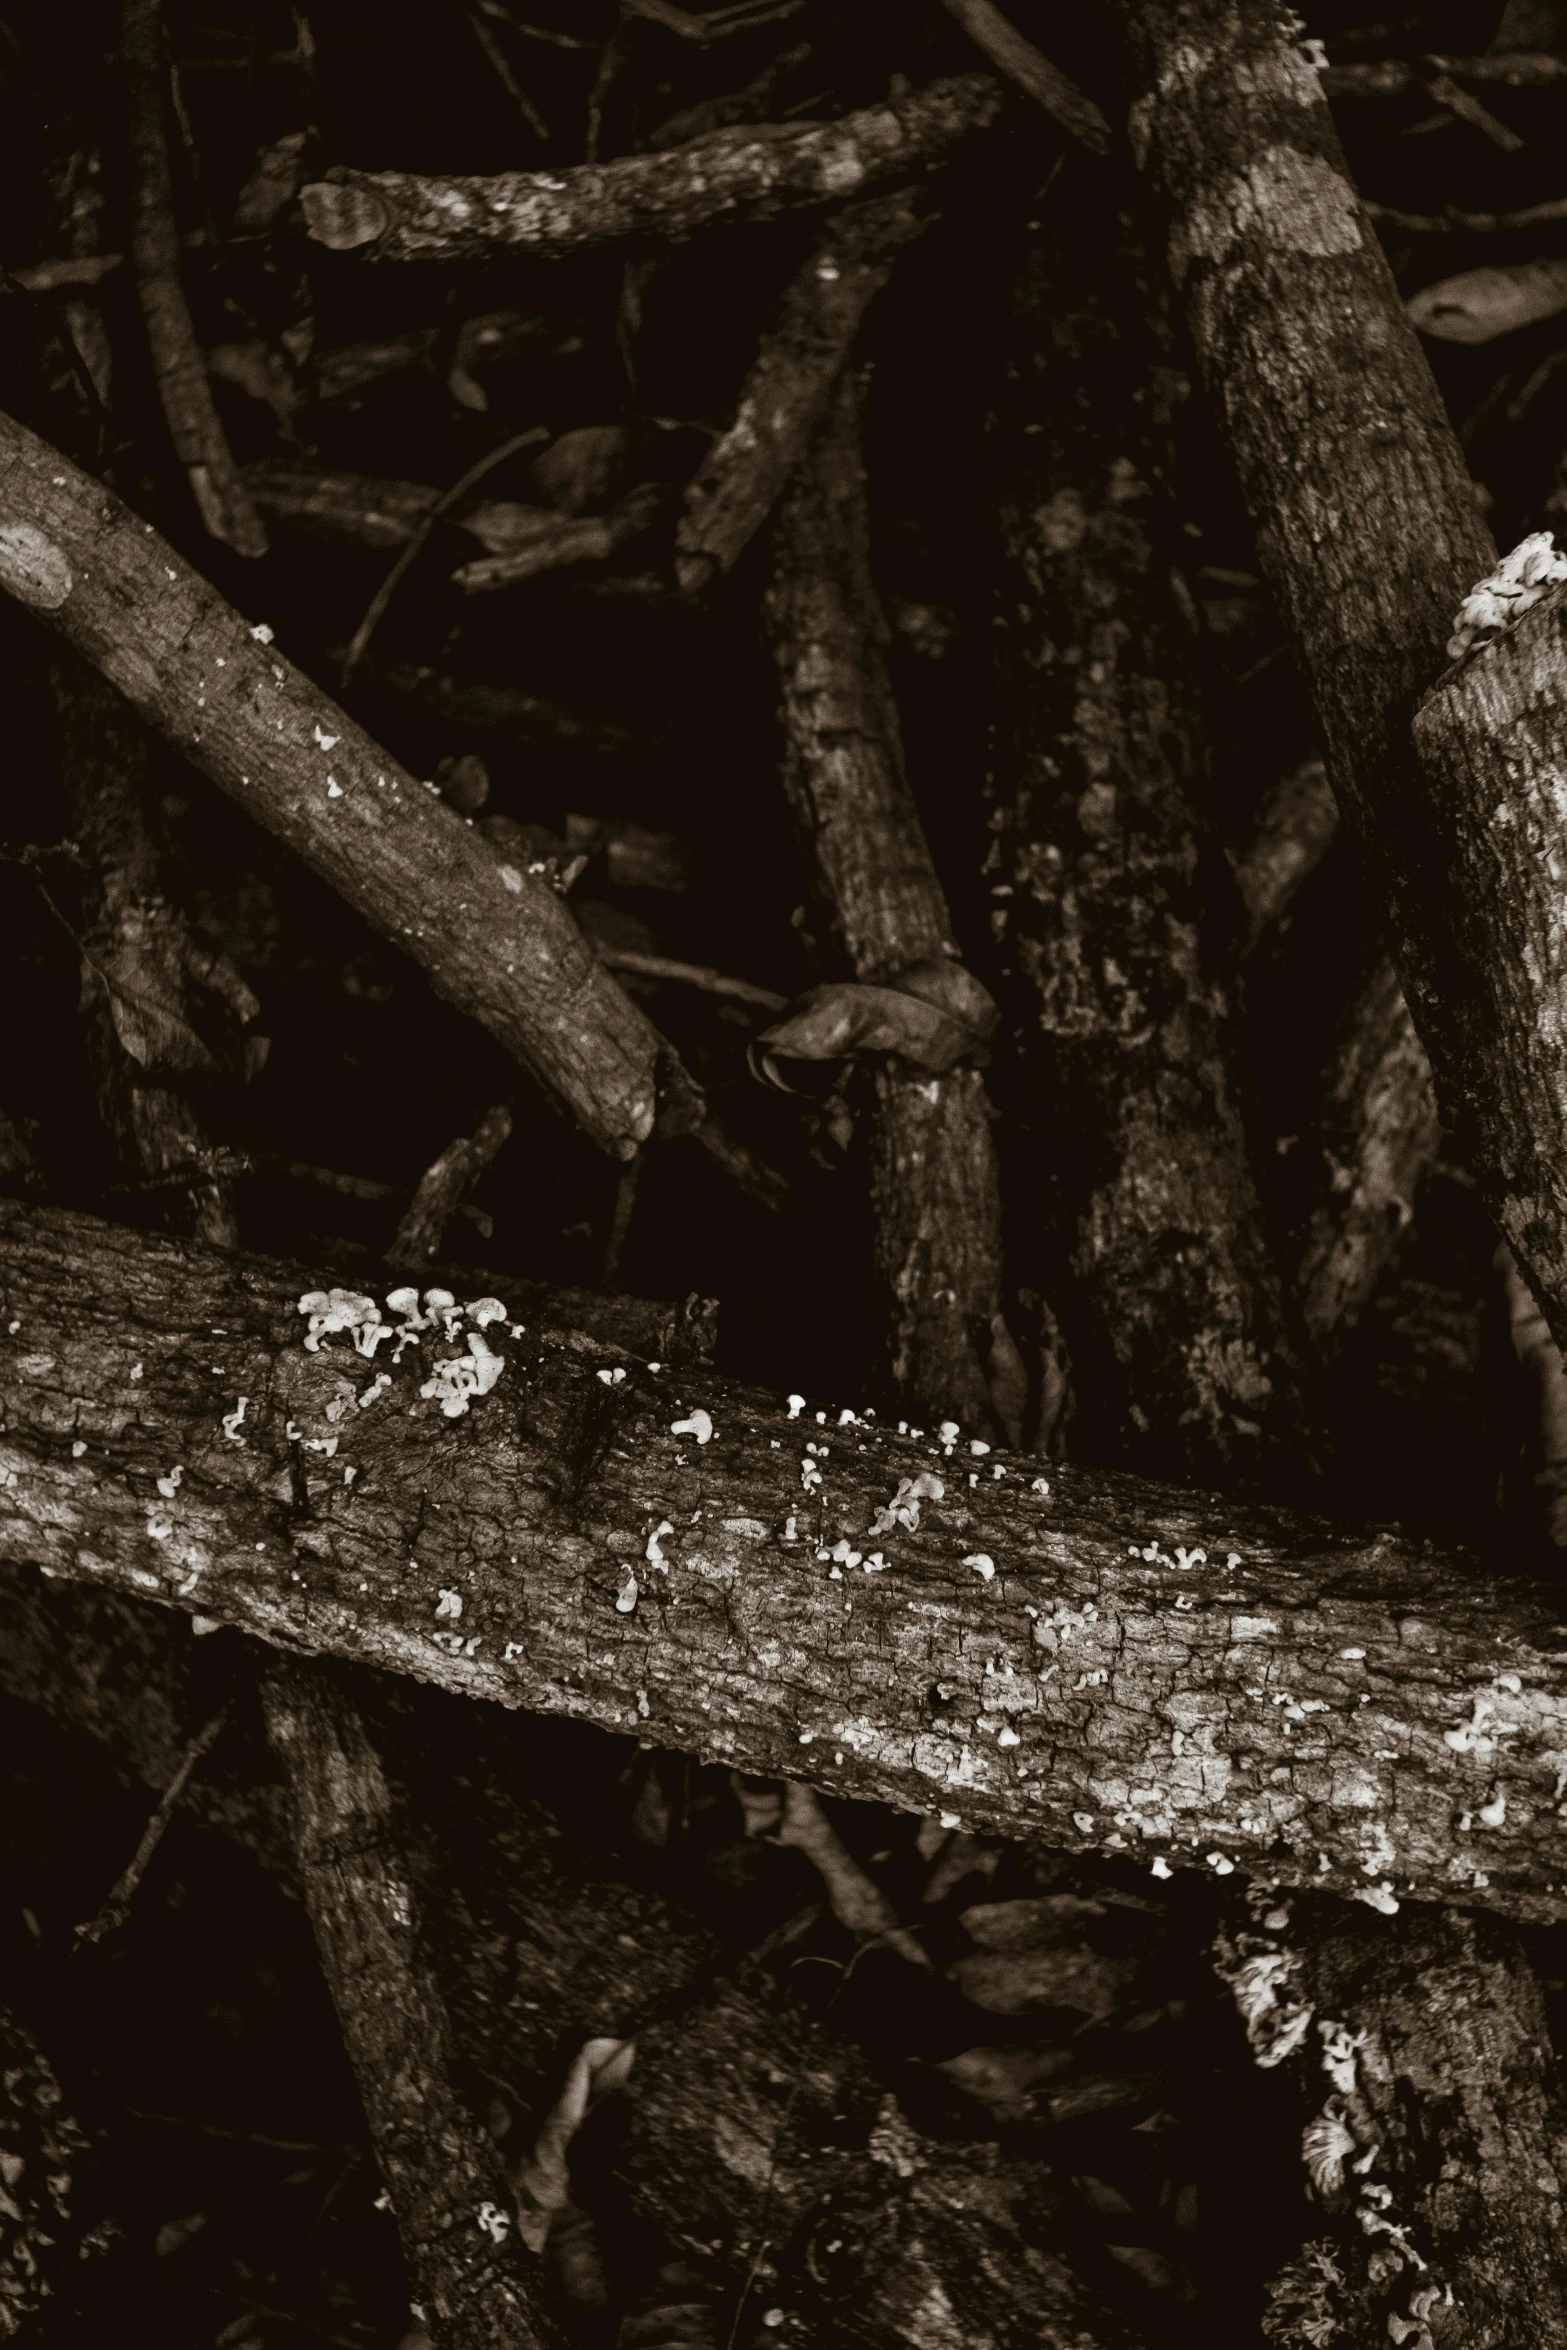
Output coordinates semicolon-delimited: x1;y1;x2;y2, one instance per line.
618;2259;721;2348
231;130;311;234
458;499;570;557
951;1899;1137;2018
752;959;996;1086
531;425;634;515
930;2042;1074;2118
958;1894;1108;1947
1407;258;1567;343
508;2037;635;2249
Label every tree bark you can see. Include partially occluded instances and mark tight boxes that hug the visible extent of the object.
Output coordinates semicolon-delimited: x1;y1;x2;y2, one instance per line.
299;76;1010;263
763;374;1013;1436
1410;585;1567;1354
1111;1;1496;1348
983;179;1310;1485
0;409;678;1163
7;1201;1567;1919
259;1658;556;2349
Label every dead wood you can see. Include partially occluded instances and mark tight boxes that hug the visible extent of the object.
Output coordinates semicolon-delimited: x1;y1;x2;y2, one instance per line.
387;1106;514;1276
299;75;1011;264
983;184;1310;1484
1410;586;1567;1352
676;188;934;594
0;409;682;1164
1112;1;1497;1351
938;0;1113;153
452;482;672;597
121;0;266;558
10;1200;1567;1919
1220;1892;1567;2348
345;653;652;756
259;1657;556;2349
48;650;263;1248
1226;758;1339;950
763;373;1013;1435
0;1571;1139;2349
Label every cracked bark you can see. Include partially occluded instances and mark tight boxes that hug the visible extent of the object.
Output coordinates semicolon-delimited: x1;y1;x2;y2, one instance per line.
0;408;680;1163
982;178;1311;1486
1110;2;1495;1355
763;373;1014;1436
299;76;1011;264
7;1200;1567;1920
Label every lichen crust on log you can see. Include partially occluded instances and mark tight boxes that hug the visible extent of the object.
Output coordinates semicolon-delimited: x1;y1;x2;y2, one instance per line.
7;1204;1567;1922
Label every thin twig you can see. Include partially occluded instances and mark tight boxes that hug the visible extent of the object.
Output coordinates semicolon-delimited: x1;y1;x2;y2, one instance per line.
598;946;787;1013
938;0;1110;153
74;1705;231;1945
459;0;550;140
339;425;547;683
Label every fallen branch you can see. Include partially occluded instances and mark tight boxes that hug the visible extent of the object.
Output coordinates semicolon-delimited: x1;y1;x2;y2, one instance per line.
387;1106;514;1275
298;75;1010;263
938;0;1112;153
675;188;935;594
1226;757;1339;949
72;1700;230;1944
9;1200;1567;1921
260;1658;556;2349
1410;584;1567;1350
122;0;266;557
983;179;1309;1481
1114;1;1496;1336
0;408;679;1163
763;373;1014;1434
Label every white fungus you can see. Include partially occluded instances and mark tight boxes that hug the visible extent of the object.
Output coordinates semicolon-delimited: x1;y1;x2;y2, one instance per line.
671;1408;713;1444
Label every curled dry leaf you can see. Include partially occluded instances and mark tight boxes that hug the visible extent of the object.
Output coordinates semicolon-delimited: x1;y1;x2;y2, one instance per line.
91;901;266;1084
1407;257;1567;342
775;1782;933;1969
751;958;997;1089
508;2035;637;2252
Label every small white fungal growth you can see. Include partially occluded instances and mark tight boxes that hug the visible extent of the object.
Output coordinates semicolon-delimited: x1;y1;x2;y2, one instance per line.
130;1363;143;1381
1447;531;1567;660
786;1393;805;1419
298;1288;387;1356
313;724;340;750
963;1553;996;1582
645;1520;673;1567
146;1513;173;1542
869;1471;943;1536
1150;1855;1173;1880
1031;1476;1050;1496
1478;1789;1507;1828
250;621;273;642
420;1327;505;1418
469;1297;507;1327
996;1725;1020;1747
71;1440;87;1458
595;1364;628;1386
357;1372;392;1410
615;1570;639;1614
222;1396;248;1441
1071;1810;1095;1833
435;1590;463;1619
1221;1946;1315;2067
1302;2101;1357;2198
671;1408;713;1444
969;1440;990;1457
476;2202;510;2244
326;779;343;798
1208;1853;1236;1877
1356;1881;1401;1915
1319;2020;1367;2098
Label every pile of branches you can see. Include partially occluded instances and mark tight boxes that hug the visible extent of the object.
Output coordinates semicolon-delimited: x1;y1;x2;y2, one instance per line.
6;1;1567;2345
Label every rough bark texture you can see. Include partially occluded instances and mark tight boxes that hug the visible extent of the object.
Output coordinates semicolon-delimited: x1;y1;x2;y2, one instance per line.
0;409;675;1162
11;1202;1567;1919
763;375;1011;1434
983;184;1310;1486
1224;1894;1567;2348
299;76;1010;264
258;1657;554;2349
1411;585;1567;1356
676;187;935;593
1112;0;1496;1341
50;648;256;1248
0;1571;1137;2350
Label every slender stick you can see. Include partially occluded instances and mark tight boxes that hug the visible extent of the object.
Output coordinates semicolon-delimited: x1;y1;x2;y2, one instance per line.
73;1703;230;1943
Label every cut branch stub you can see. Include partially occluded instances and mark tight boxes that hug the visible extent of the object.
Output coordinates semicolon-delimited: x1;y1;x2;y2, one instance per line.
10;1200;1567;1923
0;407;672;1163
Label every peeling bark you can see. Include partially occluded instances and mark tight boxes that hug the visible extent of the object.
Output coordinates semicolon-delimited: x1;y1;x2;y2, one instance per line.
983;183;1310;1485
7;1203;1567;1917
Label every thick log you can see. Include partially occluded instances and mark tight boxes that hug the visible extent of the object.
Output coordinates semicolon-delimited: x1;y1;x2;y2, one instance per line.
1112;1;1495;1333
299;76;1010;264
1410;585;1567;1352
0;409;673;1163
8;1202;1567;1920
982;182;1309;1482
